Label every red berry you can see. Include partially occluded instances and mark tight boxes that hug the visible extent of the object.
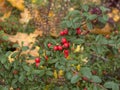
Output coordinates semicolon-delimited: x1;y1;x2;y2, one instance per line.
58;45;63;51
76;28;81;35
114;30;119;34
63;42;69;48
35;58;40;63
16;88;20;90
63;29;68;35
61;38;67;44
60;31;64;36
102;70;107;75
64;50;69;58
105;34;110;39
83;88;87;90
82;77;88;81
48;43;52;48
35;63;39;67
13;70;18;75
91;70;97;75
54;46;58;51
45;56;48;60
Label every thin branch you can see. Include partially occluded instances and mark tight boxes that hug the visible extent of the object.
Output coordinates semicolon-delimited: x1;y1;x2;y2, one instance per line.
90;53;109;62
93;83;107;90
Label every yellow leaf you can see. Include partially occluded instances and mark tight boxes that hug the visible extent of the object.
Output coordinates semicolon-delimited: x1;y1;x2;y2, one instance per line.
31;0;36;3
8;51;16;63
19;8;32;24
74;45;84;53
53;70;58;79
40;65;44;69
112;8;119;14
58;70;64;76
7;0;24;11
1;11;11;20
113;14;120;22
48;11;55;17
76;65;80;71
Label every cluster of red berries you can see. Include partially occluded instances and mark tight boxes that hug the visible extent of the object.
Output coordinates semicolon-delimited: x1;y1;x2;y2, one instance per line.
48;37;70;58
60;28;82;36
47;28;82;58
35;58;40;67
60;29;68;36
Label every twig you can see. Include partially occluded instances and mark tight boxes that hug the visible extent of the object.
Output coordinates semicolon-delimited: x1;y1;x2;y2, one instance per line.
90;53;109;62
45;0;52;34
85;43;117;47
93;83;107;90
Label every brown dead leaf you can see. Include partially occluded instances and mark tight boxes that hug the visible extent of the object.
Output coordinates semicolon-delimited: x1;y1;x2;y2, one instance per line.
50;28;59;38
90;23;112;35
7;29;42;47
19;8;32;24
26;60;35;64
0;0;12;21
1;11;11;21
0;0;6;13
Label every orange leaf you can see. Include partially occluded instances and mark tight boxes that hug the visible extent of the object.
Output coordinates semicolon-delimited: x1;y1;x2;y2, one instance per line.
7;0;24;11
90;23;112;35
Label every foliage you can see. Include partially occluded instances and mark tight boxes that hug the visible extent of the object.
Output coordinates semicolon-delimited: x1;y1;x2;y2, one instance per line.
0;0;120;90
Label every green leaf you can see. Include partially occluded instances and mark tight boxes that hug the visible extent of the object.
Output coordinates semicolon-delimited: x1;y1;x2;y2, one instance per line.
11;79;17;86
112;83;119;90
98;17;106;24
0;86;8;90
72;39;84;44
104;81;113;88
12;44;20;48
32;70;45;77
63;87;69;90
23;65;30;72
65;72;72;80
69;60;78;64
91;76;102;83
80;67;92;79
104;81;119;90
93;85;98;90
88;14;97;20
2;35;8;40
87;22;93;30
46;71;53;76
66;21;73;28
11;52;19;58
46;51;51;56
100;6;109;12
0;55;7;64
103;15;108;21
48;59;58;64
71;75;80;83
19;74;25;84
22;46;29;51
82;4;89;11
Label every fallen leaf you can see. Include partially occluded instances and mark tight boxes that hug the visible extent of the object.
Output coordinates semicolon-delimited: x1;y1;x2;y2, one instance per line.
50;29;59;38
6;29;42;64
90;23;112;35
19;8;32;24
7;0;24;11
0;0;12;21
1;11;11;21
